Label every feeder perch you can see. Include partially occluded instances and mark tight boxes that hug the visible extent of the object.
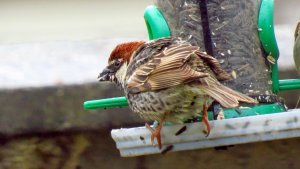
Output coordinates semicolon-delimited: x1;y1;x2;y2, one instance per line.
84;0;300;157
112;109;299;157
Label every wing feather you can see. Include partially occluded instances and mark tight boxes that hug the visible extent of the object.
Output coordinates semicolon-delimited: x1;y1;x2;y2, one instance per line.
125;37;257;107
195;51;232;80
126;43;209;93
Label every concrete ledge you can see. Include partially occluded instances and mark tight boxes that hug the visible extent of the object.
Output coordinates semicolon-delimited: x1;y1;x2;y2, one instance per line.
0;83;144;137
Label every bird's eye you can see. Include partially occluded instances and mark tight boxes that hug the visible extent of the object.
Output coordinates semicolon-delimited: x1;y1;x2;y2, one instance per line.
114;60;121;67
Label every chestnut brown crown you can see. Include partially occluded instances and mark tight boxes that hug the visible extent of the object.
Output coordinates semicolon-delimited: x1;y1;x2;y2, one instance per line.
98;41;144;82
108;41;145;63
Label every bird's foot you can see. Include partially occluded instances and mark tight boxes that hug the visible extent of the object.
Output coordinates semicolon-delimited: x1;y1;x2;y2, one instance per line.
145;123;163;149
202;99;211;136
202;113;210;136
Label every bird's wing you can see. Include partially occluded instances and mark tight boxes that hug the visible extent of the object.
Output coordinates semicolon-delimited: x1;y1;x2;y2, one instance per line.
126;39;230;93
126;37;173;77
125;38;257;107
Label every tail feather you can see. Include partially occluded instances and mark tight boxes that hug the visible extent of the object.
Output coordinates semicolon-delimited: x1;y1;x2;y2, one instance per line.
200;78;258;108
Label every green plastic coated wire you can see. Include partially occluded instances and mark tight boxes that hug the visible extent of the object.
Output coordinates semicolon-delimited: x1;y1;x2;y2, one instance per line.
258;0;280;93
207;103;286;120
258;0;300;92
84;97;128;109
258;0;279;60
278;79;300;91
144;5;171;40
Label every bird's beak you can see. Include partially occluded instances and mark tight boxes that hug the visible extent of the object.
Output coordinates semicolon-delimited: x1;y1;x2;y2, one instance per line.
98;68;113;82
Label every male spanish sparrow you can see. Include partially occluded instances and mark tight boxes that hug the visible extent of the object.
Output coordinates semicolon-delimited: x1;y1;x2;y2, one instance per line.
98;37;257;149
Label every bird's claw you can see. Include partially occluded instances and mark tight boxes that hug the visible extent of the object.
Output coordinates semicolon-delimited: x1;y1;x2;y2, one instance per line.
145;123;162;149
202;97;211;137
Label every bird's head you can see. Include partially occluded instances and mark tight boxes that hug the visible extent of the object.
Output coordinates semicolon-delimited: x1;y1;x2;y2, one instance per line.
98;41;144;86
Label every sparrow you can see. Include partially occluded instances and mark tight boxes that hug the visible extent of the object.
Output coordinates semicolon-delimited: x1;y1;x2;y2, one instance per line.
98;37;257;149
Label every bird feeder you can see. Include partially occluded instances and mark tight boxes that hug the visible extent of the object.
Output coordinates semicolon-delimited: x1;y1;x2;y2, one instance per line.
84;0;300;157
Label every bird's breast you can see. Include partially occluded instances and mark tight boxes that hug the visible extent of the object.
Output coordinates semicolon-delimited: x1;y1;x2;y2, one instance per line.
125;84;213;123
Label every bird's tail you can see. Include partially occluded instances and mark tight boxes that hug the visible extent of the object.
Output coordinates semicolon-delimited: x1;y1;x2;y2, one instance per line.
200;78;258;108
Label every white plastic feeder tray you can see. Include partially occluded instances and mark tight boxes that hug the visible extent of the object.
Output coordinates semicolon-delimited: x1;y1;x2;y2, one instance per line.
111;109;300;157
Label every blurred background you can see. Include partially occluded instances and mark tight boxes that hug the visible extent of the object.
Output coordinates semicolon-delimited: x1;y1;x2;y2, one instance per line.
0;0;300;169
